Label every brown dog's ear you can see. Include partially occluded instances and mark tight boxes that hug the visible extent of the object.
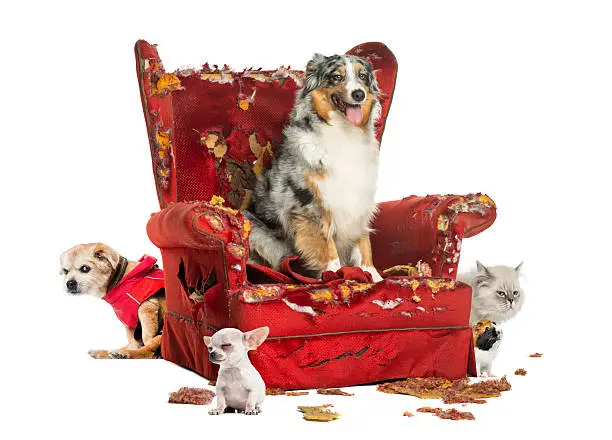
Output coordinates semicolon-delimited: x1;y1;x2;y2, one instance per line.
244;326;269;350
92;243;120;269
203;336;212;347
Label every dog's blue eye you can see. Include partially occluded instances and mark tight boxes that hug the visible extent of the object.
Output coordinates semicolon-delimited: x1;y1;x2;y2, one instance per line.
80;265;91;273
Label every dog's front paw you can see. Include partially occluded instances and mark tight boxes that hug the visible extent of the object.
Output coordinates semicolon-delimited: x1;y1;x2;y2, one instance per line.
245;408;261;415
361;266;383;283
370;271;383;283
108;350;130;359
209;408;224;415
326;259;342;272
88;350;111;359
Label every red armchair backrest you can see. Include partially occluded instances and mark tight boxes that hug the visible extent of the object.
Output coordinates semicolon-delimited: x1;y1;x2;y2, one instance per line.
135;40;398;209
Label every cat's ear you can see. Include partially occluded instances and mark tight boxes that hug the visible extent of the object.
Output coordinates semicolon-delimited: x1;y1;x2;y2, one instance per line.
476;261;493;277
514;262;524;273
473;261;493;288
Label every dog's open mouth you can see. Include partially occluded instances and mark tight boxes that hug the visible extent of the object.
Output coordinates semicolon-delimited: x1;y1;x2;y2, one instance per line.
331;94;363;125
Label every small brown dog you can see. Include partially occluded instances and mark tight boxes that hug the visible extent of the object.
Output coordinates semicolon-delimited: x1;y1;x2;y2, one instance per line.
60;243;166;359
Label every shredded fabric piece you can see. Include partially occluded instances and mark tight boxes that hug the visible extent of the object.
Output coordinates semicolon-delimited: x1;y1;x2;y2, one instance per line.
529;352;543;358
438;408;475;420
282;298;317;316
266;388;287;396
168;387;215;405
514;368;527;376
298;404;341;422
372;298;403;309
377;376;511;403
417;407;475;420
417;407;442;413
317;388;354;396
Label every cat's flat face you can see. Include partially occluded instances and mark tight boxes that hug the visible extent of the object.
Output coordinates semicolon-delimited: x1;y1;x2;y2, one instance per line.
473;264;524;323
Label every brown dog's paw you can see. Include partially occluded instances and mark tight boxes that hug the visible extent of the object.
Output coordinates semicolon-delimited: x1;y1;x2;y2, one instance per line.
88;350;111;359
108;350;130;359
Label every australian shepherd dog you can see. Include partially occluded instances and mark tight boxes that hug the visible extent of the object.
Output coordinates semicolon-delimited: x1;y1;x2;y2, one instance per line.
244;53;383;282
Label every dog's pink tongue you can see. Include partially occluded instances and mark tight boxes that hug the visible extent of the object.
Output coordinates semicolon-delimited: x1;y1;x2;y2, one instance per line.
346;106;363;125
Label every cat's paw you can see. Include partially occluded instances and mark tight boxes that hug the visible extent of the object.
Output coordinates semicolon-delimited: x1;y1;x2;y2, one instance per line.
326;259;342;272
245;407;261;415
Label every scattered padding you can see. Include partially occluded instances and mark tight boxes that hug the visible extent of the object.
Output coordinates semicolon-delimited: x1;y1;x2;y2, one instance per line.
266;388;309;396
266;388;287;396
377;376;511;404
298;404;341;422
317;388;354;396
417;407;475;421
168;387;215;405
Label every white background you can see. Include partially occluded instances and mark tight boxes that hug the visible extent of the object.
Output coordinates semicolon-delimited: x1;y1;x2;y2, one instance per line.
2;1;610;438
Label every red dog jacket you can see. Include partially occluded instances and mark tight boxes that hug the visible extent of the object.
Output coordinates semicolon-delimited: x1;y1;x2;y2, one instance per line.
103;255;165;328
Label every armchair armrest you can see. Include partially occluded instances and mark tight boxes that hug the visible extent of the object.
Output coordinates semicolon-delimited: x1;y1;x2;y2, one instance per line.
147;198;250;291
371;193;496;279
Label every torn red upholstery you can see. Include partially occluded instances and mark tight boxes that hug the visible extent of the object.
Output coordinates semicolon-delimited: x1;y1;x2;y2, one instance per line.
137;40;495;389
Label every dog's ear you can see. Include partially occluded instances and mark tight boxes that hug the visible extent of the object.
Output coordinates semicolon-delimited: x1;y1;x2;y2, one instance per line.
92;243;120;269
59;251;69;274
302;53;326;98
244;326;269;350
514;262;524;273
203;336;211;347
306;53;326;72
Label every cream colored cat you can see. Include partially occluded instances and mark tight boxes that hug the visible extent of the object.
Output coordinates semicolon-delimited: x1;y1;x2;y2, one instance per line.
459;261;525;326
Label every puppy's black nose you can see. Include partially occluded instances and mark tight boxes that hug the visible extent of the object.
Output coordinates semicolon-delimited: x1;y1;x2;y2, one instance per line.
66;279;78;292
351;89;365;102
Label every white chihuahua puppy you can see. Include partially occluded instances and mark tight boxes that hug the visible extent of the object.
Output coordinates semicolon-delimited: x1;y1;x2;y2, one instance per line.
204;327;269;415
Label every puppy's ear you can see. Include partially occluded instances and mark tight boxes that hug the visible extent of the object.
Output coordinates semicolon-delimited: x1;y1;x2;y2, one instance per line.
92;243;120;269
203;336;211;347
302;53;326;97
244;326;269;350
59;251;68;274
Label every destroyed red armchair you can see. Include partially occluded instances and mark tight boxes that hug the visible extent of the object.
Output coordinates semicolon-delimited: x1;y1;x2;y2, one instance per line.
136;40;496;389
